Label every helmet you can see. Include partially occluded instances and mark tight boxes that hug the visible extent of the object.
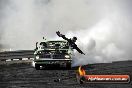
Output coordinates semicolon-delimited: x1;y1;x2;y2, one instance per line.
72;37;77;42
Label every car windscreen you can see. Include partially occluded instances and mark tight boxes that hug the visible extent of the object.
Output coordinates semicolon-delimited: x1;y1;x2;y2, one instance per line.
46;41;69;49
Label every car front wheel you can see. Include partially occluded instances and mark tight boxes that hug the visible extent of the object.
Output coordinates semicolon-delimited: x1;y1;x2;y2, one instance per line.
35;64;40;70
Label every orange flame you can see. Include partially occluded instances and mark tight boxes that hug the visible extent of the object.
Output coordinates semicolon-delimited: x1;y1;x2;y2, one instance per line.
78;66;86;76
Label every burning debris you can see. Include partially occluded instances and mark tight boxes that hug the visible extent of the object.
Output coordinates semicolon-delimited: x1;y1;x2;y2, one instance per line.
78;66;86;76
76;66;87;84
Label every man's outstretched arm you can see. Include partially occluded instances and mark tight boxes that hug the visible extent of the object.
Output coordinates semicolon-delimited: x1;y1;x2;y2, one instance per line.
56;31;69;41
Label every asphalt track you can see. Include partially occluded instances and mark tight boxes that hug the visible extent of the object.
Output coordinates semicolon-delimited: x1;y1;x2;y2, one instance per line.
0;60;132;88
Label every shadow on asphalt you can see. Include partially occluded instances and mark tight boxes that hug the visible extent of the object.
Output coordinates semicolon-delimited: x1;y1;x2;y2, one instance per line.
37;64;95;70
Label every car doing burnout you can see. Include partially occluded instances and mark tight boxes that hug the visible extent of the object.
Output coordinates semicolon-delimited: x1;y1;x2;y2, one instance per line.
34;40;73;69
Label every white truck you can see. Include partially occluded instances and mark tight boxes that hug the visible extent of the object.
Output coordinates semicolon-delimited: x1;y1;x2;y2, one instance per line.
34;40;73;69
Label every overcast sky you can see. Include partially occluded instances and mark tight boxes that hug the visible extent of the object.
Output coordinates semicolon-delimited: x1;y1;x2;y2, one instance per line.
0;0;132;65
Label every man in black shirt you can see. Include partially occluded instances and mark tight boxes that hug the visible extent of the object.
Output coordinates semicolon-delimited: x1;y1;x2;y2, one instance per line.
56;31;85;55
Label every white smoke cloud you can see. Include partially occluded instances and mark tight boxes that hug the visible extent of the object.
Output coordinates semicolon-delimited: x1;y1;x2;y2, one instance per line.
70;14;132;66
0;0;132;65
